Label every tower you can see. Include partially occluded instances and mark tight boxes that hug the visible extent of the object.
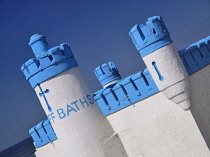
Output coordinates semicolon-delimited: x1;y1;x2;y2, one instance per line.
93;16;210;157
94;61;121;88
21;34;118;157
129;16;191;109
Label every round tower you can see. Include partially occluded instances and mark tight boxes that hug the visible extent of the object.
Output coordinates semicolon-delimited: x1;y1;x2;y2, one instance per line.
94;61;121;88
21;34;115;157
129;16;191;109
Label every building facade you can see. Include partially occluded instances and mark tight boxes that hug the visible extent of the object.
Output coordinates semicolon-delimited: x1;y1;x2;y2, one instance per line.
18;16;210;157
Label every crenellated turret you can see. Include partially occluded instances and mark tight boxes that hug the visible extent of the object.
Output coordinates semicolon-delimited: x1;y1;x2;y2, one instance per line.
129;16;191;109
129;16;172;57
21;34;78;88
94;61;121;87
21;34;118;157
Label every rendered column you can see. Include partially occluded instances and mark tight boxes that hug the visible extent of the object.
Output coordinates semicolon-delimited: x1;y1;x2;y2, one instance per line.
129;16;191;109
21;34;120;157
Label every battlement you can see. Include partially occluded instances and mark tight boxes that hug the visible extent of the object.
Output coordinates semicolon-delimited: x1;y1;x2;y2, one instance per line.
129;16;172;57
94;68;159;116
94;62;121;86
94;17;210;115
179;36;210;75
29;119;57;148
21;34;78;88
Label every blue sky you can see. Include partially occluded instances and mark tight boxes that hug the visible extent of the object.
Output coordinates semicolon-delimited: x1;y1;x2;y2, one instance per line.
0;0;210;151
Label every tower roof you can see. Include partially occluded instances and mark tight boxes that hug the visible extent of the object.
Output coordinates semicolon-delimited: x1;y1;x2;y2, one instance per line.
29;34;45;46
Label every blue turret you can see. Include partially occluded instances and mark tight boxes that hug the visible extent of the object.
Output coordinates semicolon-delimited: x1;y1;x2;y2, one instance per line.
129;16;191;109
94;62;121;87
22;34;117;155
21;34;78;88
129;16;172;57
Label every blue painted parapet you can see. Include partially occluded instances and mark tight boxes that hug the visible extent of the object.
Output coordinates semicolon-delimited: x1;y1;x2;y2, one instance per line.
29;119;57;148
94;62;121;86
21;34;78;88
179;36;210;75
94;68;159;116
129;16;173;57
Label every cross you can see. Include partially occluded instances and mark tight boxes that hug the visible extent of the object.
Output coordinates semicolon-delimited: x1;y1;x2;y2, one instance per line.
38;84;52;112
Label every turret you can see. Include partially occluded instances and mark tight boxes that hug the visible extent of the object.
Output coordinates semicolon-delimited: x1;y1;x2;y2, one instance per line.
94;61;121;88
129;16;191;109
21;34;78;88
94;61;159;116
129;16;172;57
21;34;116;157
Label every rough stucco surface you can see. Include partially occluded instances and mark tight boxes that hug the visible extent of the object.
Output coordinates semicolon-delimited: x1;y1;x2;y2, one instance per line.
107;92;210;157
34;67;126;157
189;64;210;148
143;43;191;109
32;64;210;157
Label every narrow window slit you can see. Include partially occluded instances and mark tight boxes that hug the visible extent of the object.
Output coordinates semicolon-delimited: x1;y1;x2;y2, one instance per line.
152;61;164;81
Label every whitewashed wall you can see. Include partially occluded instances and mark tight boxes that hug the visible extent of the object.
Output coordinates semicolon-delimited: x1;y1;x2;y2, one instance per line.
33;60;210;157
107;91;210;157
189;64;210;148
34;67;127;157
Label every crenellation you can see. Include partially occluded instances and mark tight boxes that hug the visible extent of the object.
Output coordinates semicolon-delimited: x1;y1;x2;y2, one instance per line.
94;68;159;116
29;120;57;148
129;16;172;57
179;36;210;75
21;35;78;88
94;62;121;87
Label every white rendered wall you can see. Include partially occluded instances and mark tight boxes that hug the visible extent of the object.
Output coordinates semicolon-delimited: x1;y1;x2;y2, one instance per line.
34;67;127;157
143;43;191;109
106;92;210;157
189;64;210;148
32;53;210;157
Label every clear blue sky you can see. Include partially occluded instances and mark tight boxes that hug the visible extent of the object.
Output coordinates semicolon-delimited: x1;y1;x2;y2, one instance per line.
0;0;210;151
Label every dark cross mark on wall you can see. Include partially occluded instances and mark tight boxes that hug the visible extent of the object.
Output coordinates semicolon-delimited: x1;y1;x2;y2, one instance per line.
38;84;52;112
